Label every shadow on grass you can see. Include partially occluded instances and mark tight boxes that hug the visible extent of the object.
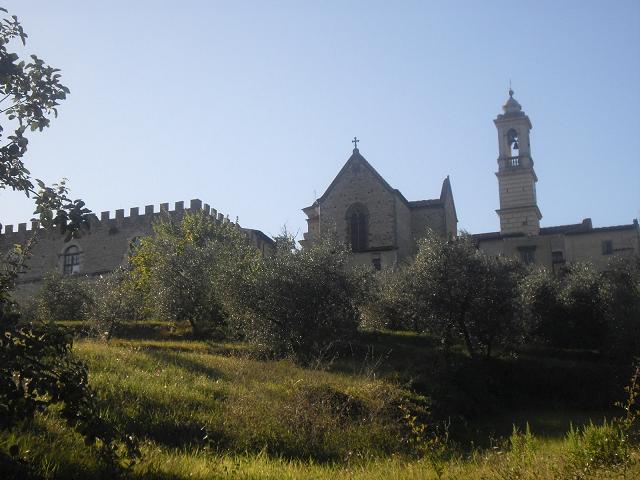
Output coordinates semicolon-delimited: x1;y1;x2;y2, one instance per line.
117;395;230;449
144;348;228;382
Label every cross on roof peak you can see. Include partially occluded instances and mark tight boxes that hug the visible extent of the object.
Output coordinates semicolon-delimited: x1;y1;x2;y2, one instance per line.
352;136;359;150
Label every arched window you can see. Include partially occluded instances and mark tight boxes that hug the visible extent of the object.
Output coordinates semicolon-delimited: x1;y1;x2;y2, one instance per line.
507;128;519;154
346;203;369;252
62;245;80;275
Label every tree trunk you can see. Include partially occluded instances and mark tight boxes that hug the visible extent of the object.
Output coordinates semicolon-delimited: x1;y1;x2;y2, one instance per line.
457;316;476;359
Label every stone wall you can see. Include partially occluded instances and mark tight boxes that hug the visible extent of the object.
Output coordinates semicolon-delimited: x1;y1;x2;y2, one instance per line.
475;220;640;271
1;198;272;302
316;158;397;250
394;196;414;259
410;206;445;245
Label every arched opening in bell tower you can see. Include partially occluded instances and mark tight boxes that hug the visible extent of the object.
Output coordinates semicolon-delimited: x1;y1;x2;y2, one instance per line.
507;128;520;157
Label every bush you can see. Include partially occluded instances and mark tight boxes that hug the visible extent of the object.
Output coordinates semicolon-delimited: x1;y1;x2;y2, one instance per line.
377;231;526;359
0;322;139;469
223;377;429;460
35;272;93;321
88;267;146;339
520;257;640;361
366;266;417;331
129;211;259;338
600;256;640;363
234;234;368;364
565;421;630;475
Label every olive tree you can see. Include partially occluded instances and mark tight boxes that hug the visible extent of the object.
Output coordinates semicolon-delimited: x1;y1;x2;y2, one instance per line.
385;231;525;359
130;210;259;338
235;234;368;364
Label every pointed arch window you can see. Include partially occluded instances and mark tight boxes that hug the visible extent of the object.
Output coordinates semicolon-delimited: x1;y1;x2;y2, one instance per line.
62;245;81;275
346;203;369;252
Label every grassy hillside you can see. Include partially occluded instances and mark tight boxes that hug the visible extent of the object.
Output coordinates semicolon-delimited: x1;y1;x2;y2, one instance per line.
1;321;638;479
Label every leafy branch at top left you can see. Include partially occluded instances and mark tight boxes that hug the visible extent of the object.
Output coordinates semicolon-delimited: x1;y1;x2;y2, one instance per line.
0;7;91;240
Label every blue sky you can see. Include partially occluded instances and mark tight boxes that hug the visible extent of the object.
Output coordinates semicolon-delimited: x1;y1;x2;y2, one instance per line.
1;1;639;239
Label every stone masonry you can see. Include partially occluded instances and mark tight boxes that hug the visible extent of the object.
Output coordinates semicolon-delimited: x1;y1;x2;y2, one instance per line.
301;146;457;269
0;198;274;302
473;90;640;270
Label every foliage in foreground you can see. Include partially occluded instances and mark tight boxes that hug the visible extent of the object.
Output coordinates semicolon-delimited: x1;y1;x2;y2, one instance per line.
0;323;139;477
0;335;638;479
0;7;91;239
234;233;370;364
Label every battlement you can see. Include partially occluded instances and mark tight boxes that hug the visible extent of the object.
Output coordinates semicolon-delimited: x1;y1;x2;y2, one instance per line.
0;198;236;240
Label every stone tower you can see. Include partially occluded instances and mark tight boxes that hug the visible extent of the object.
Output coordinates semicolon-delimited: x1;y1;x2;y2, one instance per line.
494;89;541;235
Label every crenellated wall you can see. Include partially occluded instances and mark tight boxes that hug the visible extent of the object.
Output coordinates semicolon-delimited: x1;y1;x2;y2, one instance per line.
1;198;273;302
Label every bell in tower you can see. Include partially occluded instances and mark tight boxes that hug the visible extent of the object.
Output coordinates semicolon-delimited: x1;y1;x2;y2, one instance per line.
493;88;541;236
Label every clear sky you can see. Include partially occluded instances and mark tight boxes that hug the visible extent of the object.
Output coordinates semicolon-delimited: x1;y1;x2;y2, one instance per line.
1;1;639;240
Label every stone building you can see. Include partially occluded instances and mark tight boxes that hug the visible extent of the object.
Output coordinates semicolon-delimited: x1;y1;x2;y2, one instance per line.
300;142;457;269
0;198;274;301
300;91;639;271
473;90;640;270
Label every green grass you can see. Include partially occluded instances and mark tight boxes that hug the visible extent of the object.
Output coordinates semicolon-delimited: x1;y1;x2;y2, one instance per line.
1;321;638;479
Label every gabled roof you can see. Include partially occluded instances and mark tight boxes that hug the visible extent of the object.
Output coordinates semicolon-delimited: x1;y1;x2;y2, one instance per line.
311;148;409;207
303;148;450;213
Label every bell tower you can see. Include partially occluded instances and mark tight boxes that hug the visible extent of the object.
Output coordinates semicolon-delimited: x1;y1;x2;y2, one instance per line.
494;89;541;235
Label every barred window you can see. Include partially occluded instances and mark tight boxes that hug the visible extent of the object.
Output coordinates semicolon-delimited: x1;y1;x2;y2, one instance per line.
62;245;80;275
602;240;613;255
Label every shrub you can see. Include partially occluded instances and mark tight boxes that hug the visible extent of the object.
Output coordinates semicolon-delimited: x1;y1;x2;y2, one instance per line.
223;377;430;461
520;257;640;361
0;322;139;469
491;424;537;480
88;267;146;339
565;421;629;475
35;272;93;321
129;210;259;338
378;231;526;359
235;234;368;364
600;256;640;363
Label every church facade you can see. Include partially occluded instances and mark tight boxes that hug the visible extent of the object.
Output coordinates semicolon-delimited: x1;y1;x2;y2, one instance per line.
300;143;457;270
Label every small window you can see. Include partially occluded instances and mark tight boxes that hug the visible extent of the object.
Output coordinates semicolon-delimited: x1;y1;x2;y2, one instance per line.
63;245;80;275
518;246;536;265
602;240;613;255
552;250;565;264
371;254;381;271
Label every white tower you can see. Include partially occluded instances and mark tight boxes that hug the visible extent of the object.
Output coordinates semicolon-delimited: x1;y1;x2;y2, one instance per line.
494;89;541;235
